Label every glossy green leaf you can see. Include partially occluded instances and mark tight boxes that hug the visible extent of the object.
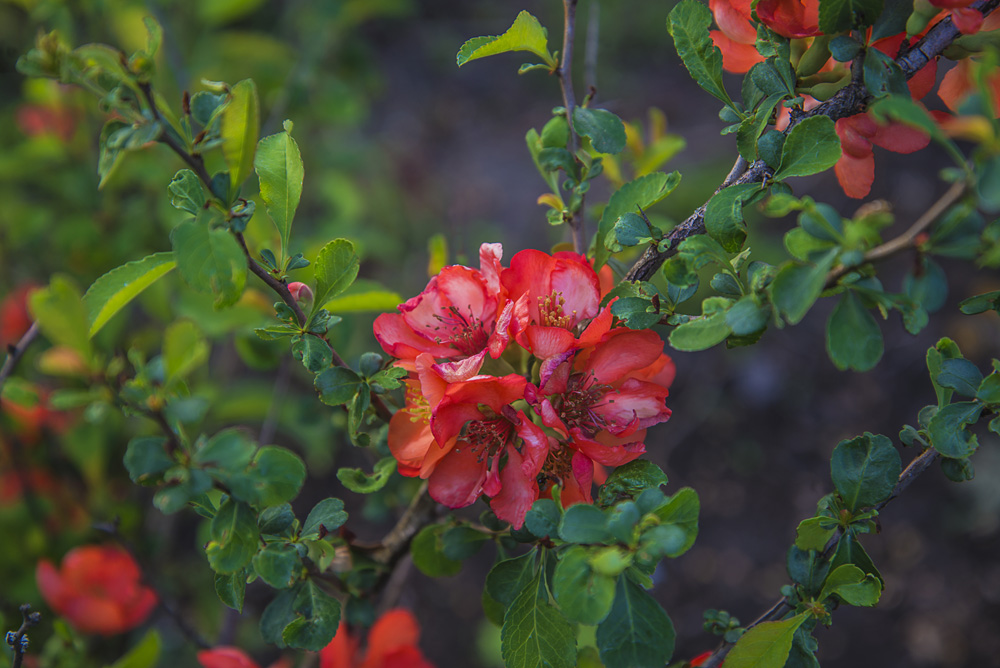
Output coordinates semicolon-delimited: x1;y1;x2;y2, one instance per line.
313;239;360;315
724;613;808;668
559;503;611;544
412;524;462;577
553;546;616;624
84;252;177;338
163;320;210;384
573;107;626;154
927;401;983;458
124;437;173;485
769;249;838;324
826;291;884;371
336;457;396;494
255;121;303;260
705;183;761;252
282;580;341;651
28;275;92;359
315;366;363;406
669;309;732;351
214;571;246;613
936;358;983;398
291;335;332;373
168;169;207;215
221;79;260;200
457;11;555;68
596;171;681;267
651;487;700;557
253;542;300;589
819;564;881;606
501;565;577;668
774;116;842;180
830;432;901;511
206;498;259;574
819;0;884;34
726;295;771;336
596;576;675;668
597;460;669;507
170;213;248;309
794;517;836;552
668;0;733;107
486;550;538;610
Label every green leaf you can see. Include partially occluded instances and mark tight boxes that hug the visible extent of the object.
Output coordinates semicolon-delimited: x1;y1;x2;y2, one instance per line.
105;629;160;668
282;580;341;651
214;571;246;613
255;123;304;260
597;460;669;507
195;428;256;470
123;437;173;485
259;504;296;535
726;295;771;336
336;457;397;494
313;239;360;315
830;432;901;511
737;94;786;163
170;213;248;309
787;545;832;594
206;498;259;574
260;589;297;647
291;335;332;373
871;0;913;41
524;499;562;539
651;487;700;558
411;524;462;577
573;107;627;154
154;469;212;514
315;367;363;406
774;116;842;180
253;542;300;589
321;279;403;313
769;249;838;324
724;613;808;668
221;79;260;201
596;576;675;668
441;526;490;561
456;11;555;68
501;565;577;668
168;169;207;215
863;47;907;99
487;551;538;610
826;291;884;372
28;275;92;360
553;546;616;625
667;0;734;108
705;183;761;252
818;564;882;606
83;252;177;338
927;338;962;407
819;0;884;34
559;504;611;544
936;358;983;398
596;171;681;268
927;401;983;458
163;320;210;384
959;290;1000;315
794;517;836;552
669;308;732;352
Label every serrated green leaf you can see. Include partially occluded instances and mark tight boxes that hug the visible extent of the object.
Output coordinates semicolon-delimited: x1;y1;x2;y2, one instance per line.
123;437;173;485
597;171;681;268
669;309;732;351
668;0;734;108
774;116;842;181
573;107;627;154
255;125;303;261
830;432;901;511
291;335;332;373
502;565;577;668
596;575;675;668
170;212;248;308
487;550;538;610
83;252;177;338
282;580;341;651
168;169;207;215
598;460;669;507
221;79;260;201
215;571;246;613
457;11;555;68
315;366;363;406
206;498;259;574
313;239;360;316
553;546;616;624
819;0;884;34
253;542;300;589
794;517;836;552
336;457;396;494
705;183;761;252
724;613;808;668
819;564;881;607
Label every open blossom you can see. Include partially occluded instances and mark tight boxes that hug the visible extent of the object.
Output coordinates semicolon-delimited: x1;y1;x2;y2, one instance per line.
320;608;435;668
378;243;674;528
36;545;157;635
197;648;291;668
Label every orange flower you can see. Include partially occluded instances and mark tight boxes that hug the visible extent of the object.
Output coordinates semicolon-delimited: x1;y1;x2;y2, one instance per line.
319;609;435;668
197;647;291;668
36;545;157;635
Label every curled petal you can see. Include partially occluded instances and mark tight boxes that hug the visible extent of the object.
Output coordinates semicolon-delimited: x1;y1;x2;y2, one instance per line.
835;151;876;199
570;429;646;467
515;412;551;478
431;350;486;382
489;447;539;529
428;444;487;508
710;30;764;73
374;313;455;360
710;0;757;43
583;329;665;383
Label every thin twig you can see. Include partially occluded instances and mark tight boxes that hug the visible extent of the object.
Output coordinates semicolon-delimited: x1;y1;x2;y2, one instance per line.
699;446;943;668
139;82;213;186
371;482;438;566
8;604;40;668
0;323;39;393
624;0;1000;283
825;180;967;286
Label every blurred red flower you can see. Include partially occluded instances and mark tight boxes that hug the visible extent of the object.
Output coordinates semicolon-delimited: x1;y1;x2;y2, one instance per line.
36;545;157;635
320;608;435;668
197;647;292;668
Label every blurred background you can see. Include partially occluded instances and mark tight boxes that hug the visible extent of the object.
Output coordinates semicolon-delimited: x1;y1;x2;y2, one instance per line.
1;0;999;666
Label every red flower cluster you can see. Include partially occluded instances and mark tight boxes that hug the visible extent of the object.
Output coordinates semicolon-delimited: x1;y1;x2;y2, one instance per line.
36;545;157;635
320;608;435;668
374;245;674;528
707;0;987;199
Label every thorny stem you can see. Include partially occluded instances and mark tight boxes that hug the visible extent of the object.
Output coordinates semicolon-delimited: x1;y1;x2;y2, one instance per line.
560;0;587;255
825;179;968;286
699;446;943;668
141;80;393;424
0;323;39;393
624;0;1000;283
9;604;40;668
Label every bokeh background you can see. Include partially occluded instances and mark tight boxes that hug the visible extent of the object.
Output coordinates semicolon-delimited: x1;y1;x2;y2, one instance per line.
1;0;999;666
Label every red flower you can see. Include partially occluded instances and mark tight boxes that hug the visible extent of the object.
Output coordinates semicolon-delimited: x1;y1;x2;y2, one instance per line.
709;0;765;73
36;545;157;635
15;104;76;142
320;608;435;668
1;285;35;349
755;0;820;38
690;650;714;666
374;243;510;375
929;0;984;34
198;647;291;668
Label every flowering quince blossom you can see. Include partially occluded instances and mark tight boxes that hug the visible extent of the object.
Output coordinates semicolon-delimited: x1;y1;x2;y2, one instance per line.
376;243;674;528
197;647;291;668
319;608;435;668
36;545;157;635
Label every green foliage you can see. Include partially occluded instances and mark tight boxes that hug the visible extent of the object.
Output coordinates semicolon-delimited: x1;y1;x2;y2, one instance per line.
312;239;361;316
336;457;397;493
668;0;734;109
769;249;838;325
301;498;349;539
501;559;578;668
106;630;161;668
411;524;463;577
457;11;557;69
597;460;669;506
830;433;901;511
597;171;681;267
171;211;248;308
573;107;627;154
774;116;842;181
83;253;177;337
595;576;675;668
221;79;260;202
255;120;304;266
207;498;259;573
818;0;884;34
28;275;93;360
826;291;884;372
705;183;761;252
282;580;341;651
724;614;808;668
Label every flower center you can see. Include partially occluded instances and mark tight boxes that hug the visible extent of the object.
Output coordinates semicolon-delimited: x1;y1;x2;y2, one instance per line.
555;374;613;437
464;417;513;461
404;383;431;424
538;291;575;329
538;443;574;491
431;304;490;356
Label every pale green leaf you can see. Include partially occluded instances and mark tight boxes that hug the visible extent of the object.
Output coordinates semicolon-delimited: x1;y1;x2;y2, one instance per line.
596;171;681;268
312;239;360;315
221;79;260;201
774;116;842;181
84;252;177;337
724;613;808;668
28;275;92;360
255;125;304;262
163;320;209;384
170;212;248;309
457;11;555;68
